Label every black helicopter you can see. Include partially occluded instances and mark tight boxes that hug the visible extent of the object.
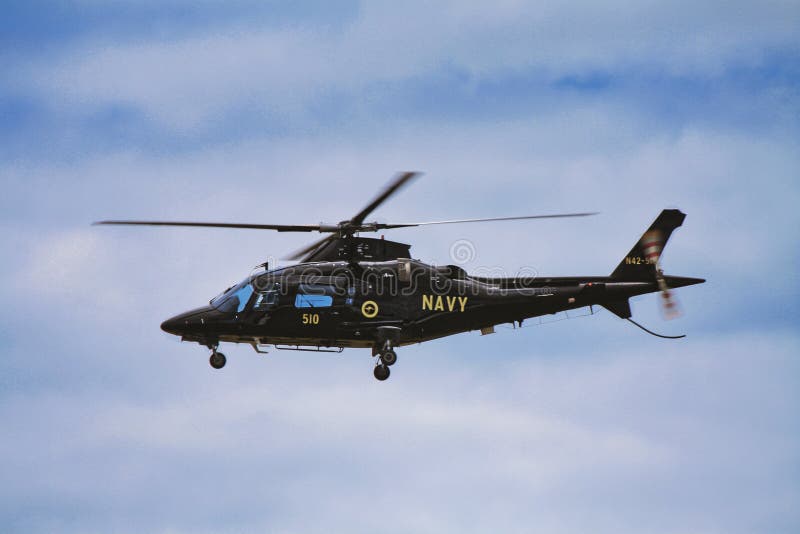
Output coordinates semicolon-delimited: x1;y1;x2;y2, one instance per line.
95;172;704;381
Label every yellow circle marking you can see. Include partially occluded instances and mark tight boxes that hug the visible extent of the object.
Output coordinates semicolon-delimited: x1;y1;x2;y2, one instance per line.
361;300;379;318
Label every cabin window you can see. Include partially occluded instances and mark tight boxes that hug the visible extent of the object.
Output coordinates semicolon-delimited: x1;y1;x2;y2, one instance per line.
254;290;279;311
294;284;335;308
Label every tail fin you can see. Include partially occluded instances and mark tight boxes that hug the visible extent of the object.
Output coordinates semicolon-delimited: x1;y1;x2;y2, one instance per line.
610;209;686;280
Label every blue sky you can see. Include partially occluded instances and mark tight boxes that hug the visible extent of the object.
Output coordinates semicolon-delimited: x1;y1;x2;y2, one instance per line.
1;1;799;533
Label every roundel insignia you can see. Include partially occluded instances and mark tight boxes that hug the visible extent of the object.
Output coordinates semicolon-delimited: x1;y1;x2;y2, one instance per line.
361;300;379;318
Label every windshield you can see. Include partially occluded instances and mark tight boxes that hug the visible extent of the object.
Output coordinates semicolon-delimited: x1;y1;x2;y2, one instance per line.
210;279;254;314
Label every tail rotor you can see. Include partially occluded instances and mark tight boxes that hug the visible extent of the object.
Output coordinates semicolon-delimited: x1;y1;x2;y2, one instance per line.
641;227;682;320
656;266;681;320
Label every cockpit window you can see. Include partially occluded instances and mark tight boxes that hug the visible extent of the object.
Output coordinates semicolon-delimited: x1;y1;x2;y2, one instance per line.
210;279;254;313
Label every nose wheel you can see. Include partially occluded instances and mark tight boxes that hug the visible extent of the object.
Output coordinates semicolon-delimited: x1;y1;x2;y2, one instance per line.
209;351;227;369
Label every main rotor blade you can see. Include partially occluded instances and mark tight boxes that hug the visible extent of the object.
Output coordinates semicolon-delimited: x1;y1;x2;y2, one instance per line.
93;220;329;232
283;234;337;261
376;212;599;229
350;171;420;225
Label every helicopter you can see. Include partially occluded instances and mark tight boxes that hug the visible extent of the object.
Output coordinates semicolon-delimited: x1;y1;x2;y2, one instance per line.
95;172;704;381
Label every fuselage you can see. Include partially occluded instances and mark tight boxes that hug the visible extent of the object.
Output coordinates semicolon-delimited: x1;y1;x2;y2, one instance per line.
160;259;704;350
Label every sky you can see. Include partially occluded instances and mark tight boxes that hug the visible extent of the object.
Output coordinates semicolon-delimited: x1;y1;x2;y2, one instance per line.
1;1;799;533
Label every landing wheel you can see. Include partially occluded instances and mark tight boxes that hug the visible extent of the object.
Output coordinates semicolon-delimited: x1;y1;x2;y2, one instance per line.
373;364;390;381
380;349;397;366
209;352;227;369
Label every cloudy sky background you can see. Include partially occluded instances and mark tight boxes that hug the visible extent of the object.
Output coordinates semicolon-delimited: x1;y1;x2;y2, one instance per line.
1;1;799;532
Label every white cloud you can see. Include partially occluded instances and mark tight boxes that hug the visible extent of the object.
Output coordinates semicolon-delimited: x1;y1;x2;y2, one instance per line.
0;330;796;533
24;230;105;294
14;0;800;130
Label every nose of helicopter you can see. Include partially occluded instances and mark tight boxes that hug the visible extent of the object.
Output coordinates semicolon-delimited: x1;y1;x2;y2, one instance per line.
160;306;217;336
160;315;183;335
